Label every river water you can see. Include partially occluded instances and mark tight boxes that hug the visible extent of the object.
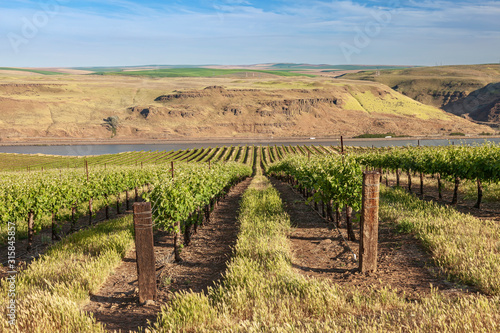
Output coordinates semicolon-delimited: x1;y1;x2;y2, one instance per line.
1;138;499;156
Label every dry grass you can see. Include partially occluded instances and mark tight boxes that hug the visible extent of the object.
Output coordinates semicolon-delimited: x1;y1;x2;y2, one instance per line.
149;176;500;332
0;215;134;332
0;73;491;141
349;87;452;120
381;186;500;295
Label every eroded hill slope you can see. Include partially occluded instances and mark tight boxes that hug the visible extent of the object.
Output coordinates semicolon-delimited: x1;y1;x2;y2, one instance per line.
0;74;492;141
341;64;500;124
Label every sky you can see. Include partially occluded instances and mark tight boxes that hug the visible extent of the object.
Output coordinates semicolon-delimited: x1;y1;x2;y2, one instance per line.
1;0;499;67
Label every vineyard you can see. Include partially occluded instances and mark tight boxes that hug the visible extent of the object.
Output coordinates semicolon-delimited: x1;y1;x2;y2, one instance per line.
1;143;500;332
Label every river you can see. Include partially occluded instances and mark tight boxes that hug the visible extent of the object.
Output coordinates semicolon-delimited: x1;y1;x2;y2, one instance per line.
0;138;499;156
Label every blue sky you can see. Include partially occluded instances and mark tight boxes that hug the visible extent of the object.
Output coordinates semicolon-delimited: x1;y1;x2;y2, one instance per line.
1;0;499;67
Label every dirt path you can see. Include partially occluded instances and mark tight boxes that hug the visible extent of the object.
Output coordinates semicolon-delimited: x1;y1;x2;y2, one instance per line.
83;177;252;332
270;178;475;298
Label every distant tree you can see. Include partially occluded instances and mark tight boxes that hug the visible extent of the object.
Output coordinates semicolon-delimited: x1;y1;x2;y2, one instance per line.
102;116;120;138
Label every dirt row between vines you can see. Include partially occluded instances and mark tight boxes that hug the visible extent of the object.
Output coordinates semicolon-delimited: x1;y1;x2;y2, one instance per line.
270;178;476;298
83;177;253;332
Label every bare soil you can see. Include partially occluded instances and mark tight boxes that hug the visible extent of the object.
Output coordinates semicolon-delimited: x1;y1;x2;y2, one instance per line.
270;178;476;298
82;177;252;332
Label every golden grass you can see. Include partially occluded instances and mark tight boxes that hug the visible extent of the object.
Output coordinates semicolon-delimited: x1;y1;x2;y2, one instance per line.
150;176;500;332
348;86;452;120
0;215;134;332
380;186;500;295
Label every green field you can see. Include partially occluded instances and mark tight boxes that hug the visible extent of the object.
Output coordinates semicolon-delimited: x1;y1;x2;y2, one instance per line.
94;67;315;78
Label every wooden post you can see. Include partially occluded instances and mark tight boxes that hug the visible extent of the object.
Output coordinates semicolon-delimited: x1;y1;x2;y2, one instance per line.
420;172;424;196
346;206;355;241
360;171;380;273
116;194;120;215
27;211;34;252
437;174;442;200
340;136;344;154
51;212;58;241
71;205;78;233
133;202;157;303
407;171;412;193
126;190;130;210
184;220;192;246
105;195;110;219
335;204;340;228
171;161;174;178
327;201;334;222
474;179;483;209
89;198;93;225
451;176;460;205
173;220;182;262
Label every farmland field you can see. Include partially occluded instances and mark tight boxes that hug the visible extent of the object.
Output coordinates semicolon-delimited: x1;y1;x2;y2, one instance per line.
95;68;315;78
1;144;500;332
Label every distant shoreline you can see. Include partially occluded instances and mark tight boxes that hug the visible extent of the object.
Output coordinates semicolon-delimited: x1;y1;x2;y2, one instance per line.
1;135;499;147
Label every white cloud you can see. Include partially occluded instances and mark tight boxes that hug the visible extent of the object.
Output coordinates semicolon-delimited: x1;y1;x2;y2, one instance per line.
0;0;499;66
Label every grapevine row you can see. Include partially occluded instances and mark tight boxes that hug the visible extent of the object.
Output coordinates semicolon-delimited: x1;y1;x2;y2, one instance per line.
357;143;500;208
146;162;252;261
0;164;173;250
267;154;363;240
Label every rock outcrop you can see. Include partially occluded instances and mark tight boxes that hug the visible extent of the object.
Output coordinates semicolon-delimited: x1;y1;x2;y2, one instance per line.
443;82;500;122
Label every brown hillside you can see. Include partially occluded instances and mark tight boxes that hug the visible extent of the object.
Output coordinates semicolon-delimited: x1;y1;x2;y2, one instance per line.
0;74;493;142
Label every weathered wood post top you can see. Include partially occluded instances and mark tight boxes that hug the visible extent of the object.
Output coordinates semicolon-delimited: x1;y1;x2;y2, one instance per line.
360;170;380;273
